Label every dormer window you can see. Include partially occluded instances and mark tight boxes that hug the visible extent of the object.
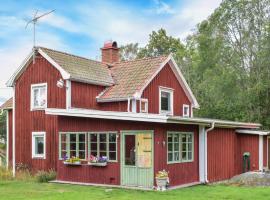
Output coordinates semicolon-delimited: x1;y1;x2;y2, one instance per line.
183;104;190;117
159;87;174;115
31;83;47;110
140;99;148;113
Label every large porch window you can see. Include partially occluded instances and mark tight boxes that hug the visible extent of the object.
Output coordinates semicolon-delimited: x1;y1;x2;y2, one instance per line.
167;132;194;163
59;133;86;160
59;132;117;162
89;133;117;162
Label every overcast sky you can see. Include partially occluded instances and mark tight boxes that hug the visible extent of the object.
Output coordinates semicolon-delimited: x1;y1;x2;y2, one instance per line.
0;0;221;105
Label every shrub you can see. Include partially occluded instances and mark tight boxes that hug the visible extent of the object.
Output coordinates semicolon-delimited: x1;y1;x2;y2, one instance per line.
0;167;13;181
35;169;56;183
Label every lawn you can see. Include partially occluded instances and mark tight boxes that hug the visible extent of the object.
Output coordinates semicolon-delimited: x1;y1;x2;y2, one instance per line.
0;181;270;200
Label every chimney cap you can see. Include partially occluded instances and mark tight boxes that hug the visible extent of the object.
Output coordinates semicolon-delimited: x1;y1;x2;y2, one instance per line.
102;40;119;49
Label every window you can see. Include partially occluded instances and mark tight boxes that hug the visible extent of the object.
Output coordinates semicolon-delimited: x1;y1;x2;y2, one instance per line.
159;87;173;115
167;132;193;163
140;99;148;113
59;133;86;160
31;83;47;110
183;104;190;117
59;132;117;162
89;133;117;161
32;132;46;159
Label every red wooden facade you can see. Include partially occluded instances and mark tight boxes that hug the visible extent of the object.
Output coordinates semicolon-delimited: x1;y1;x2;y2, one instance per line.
142;63;192;116
5;46;267;188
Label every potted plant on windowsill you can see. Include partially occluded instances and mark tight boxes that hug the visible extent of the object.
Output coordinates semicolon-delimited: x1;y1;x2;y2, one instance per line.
88;155;108;167
156;170;169;191
63;156;82;165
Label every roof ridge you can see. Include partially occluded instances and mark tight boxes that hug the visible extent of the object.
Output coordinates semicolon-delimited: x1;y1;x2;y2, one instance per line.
38;46;105;66
115;54;168;65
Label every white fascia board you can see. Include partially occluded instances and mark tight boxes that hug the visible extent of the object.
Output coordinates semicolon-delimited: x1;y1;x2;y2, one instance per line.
96;97;130;103
236;129;270;136
38;48;70;80
168;55;199;109
45;108;168;123
259;135;263;171
6;50;34;87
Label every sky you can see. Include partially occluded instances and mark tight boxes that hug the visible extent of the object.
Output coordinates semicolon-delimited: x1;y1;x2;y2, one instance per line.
0;0;222;105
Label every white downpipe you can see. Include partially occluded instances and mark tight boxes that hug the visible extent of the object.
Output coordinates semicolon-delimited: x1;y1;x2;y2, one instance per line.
12;87;16;177
131;99;136;113
259;135;264;171
66;80;71;109
6;110;9;169
199;125;206;183
204;122;215;183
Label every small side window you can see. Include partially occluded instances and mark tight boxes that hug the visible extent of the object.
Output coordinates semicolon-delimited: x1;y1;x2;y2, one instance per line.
32;132;46;159
140;99;148;113
183;104;190;117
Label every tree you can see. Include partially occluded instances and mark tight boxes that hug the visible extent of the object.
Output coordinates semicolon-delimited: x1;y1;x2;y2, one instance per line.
120;43;140;61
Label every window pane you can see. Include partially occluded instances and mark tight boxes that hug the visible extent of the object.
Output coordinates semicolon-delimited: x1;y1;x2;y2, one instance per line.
35;136;44;154
109;152;116;161
61;151;67;158
79;134;85;142
188;152;192;160
90;143;97;151
109;134;116;142
182;151;187;160
174;152;179;161
100;143;107;151
70;134;76;142
168;143;173;151
100;151;107;157
70;151;76;157
173;134;179;142
168;134;172;142
188;143;192;151
100;134;106;142
109;143;116;151
70;143;76;151
39;87;46;106
174;143;179;151
90;151;97;157
90;134;97;142
79;143;85;150
34;89;39;107
161;91;169;111
182;135;187;143
187;134;192;142
79;151;85;159
168;152;173;162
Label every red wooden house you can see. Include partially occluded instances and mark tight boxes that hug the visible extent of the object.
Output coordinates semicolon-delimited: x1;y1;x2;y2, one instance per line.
1;41;270;188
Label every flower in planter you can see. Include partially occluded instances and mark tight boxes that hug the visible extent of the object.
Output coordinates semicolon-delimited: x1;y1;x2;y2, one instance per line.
89;155;108;163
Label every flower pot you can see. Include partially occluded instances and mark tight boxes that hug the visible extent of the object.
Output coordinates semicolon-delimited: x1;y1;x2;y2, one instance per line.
156;177;168;191
63;161;81;166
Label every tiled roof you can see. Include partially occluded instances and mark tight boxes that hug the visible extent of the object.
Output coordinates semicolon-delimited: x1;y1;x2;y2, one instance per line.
39;47;114;86
98;56;168;100
0;98;13;110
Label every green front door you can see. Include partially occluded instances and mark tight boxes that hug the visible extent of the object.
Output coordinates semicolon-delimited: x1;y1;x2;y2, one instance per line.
121;131;154;188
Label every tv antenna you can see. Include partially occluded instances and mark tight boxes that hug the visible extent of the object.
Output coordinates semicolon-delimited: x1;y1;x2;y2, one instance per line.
25;9;55;63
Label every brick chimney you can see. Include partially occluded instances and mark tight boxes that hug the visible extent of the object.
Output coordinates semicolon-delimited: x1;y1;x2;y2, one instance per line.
101;41;120;64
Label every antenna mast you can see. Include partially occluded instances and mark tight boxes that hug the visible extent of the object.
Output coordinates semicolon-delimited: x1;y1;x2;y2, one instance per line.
25;9;55;63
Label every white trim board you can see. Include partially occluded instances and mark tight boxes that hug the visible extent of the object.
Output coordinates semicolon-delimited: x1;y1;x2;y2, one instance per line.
236;129;270;136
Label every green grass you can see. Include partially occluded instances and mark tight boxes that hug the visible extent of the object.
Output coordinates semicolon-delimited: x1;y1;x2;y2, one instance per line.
0;181;270;200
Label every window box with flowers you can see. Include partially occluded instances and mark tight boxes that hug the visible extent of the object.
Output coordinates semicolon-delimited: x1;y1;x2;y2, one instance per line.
88;155;108;167
63;156;82;166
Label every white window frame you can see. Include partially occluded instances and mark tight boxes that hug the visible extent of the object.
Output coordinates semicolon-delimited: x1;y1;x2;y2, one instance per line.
88;132;118;162
32;132;46;159
59;132;87;160
140;99;148;113
159;86;174;115
31;83;48;111
183;104;190;117
167;131;194;164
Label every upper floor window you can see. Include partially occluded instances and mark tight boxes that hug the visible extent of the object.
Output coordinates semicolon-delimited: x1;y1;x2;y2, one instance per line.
31;83;47;110
140;99;148;113
183;104;190;117
159;87;173;115
32;132;46;159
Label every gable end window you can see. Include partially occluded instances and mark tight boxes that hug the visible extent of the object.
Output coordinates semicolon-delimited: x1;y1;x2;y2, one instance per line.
140;99;148;113
183;104;190;117
167;132;194;163
159;87;174;115
32;132;46;159
31;83;47;110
